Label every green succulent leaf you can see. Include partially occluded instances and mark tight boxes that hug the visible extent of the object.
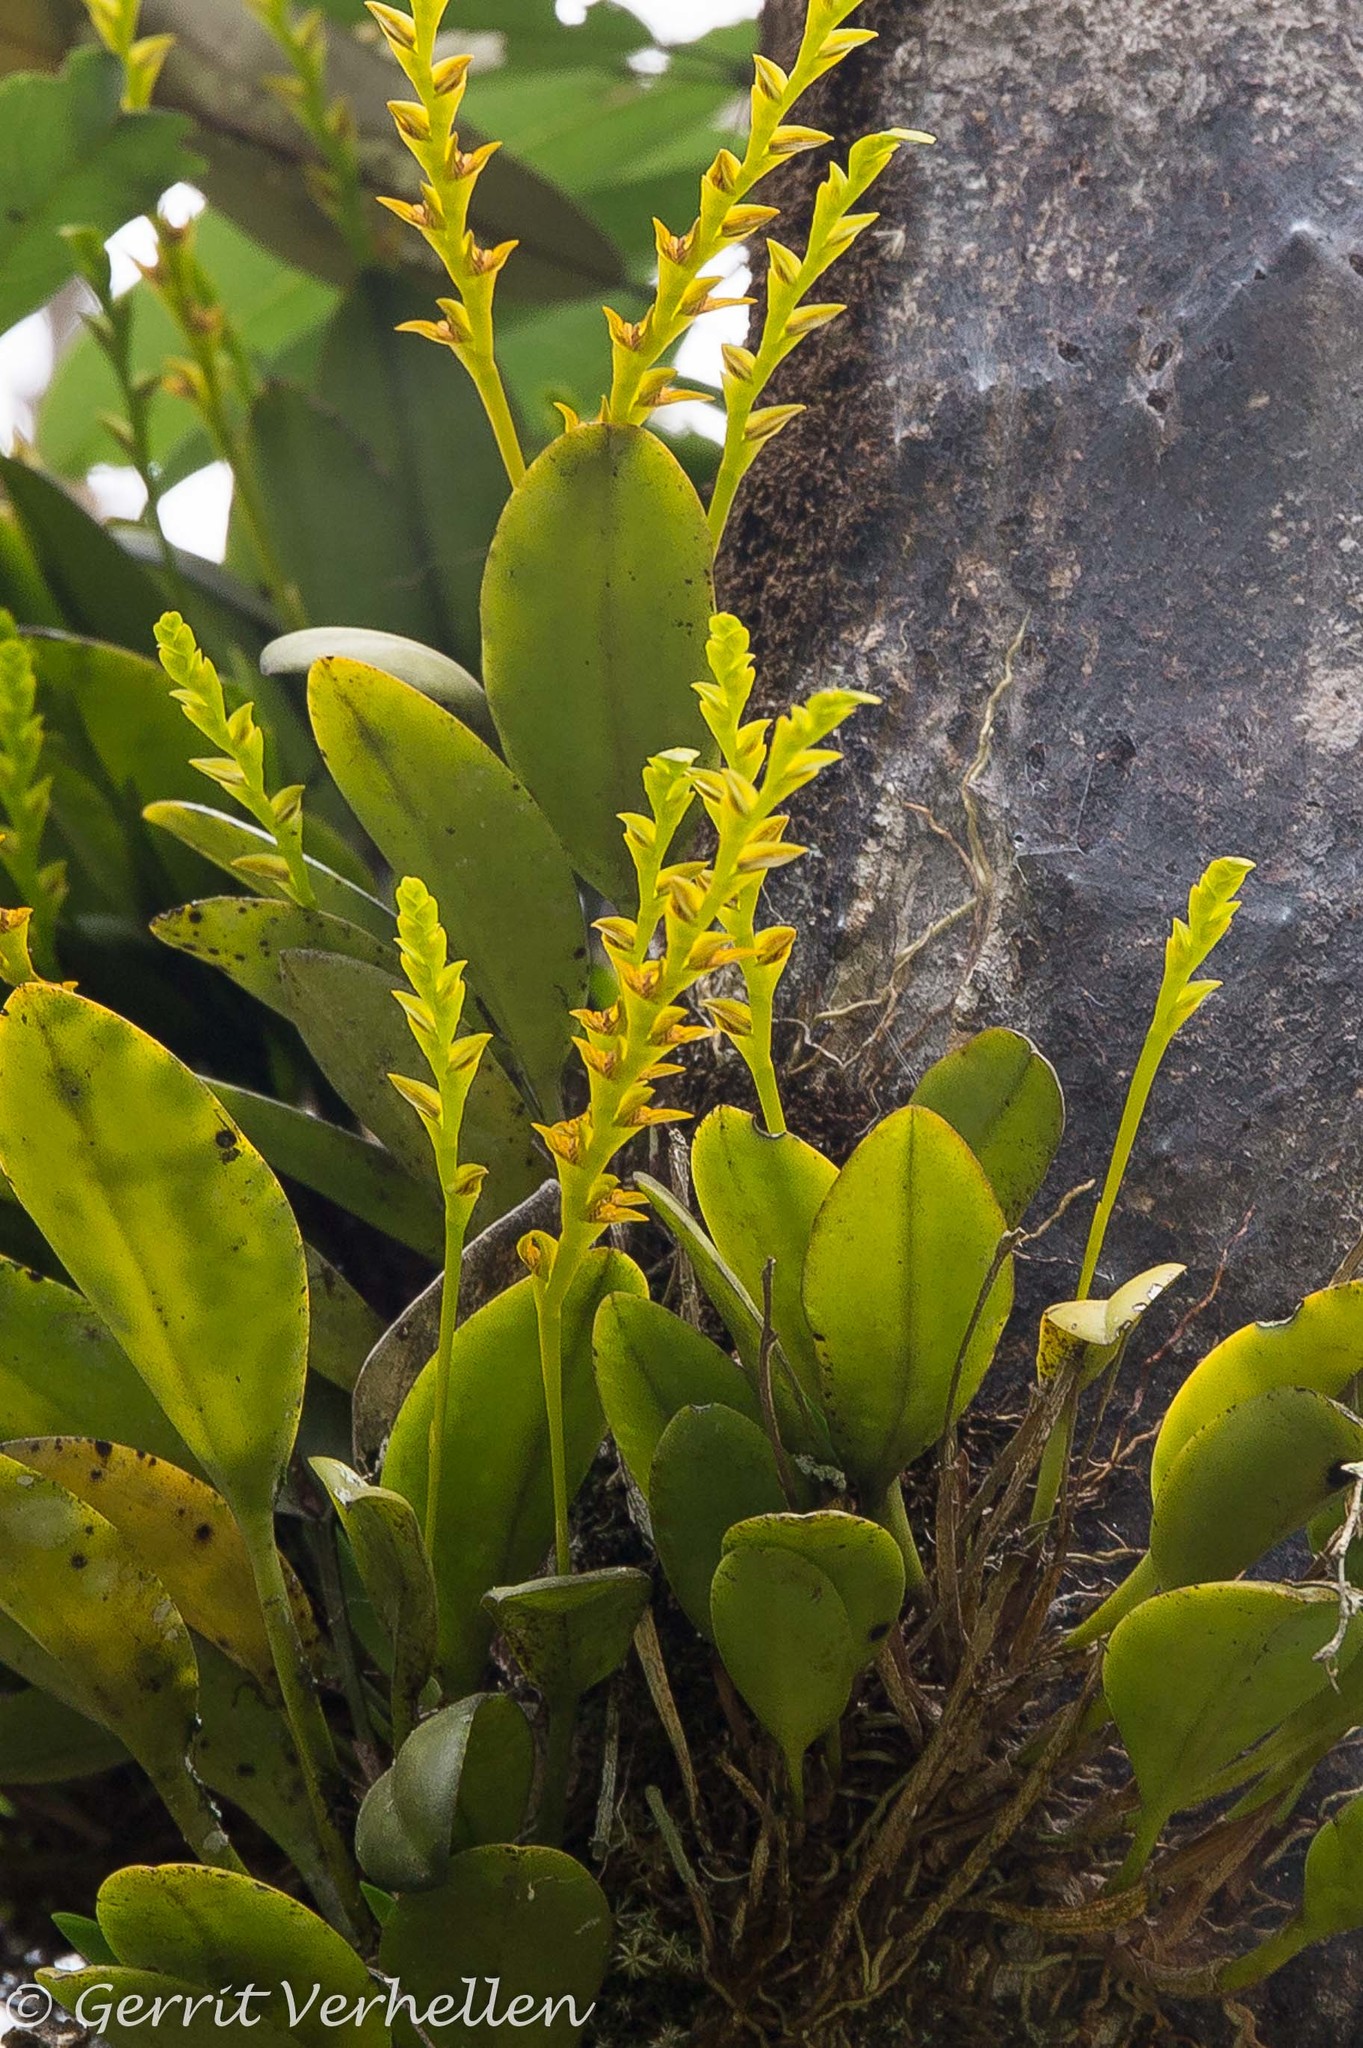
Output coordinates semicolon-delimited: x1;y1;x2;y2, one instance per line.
94;1864;384;2048
593;1291;761;1495
152;897;396;1020
648;1404;789;1639
383;1254;645;1692
261;628;494;744
721;1510;905;1666
310;1456;438;1742
378;1843;611;2047
0;1684;127;1784
483;1566;651;1703
909;1027;1064;1227
208;1083;442;1259
481;422;715;904
0;984;308;1526
803;1105;1013;1498
1105;1582;1354;1881
0;1451;202;1836
1150;1387;1363;1592
143;801;392;938
691;1106;836;1421
1152;1282;1363;1495
710;1545;856;1805
635;1171;763;1372
356;1694;535;1895
308;654;586;1112
0;1437;318;1695
0;1256;191;1462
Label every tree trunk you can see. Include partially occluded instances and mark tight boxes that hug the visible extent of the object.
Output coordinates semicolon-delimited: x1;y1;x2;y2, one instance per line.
722;0;1363;2037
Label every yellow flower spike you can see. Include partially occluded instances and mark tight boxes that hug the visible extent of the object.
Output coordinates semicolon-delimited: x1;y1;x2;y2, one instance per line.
390;874;490;1550
767;125;834;158
722;204;781;238
430;51;473;95
752;53;789;99
155;614;314;907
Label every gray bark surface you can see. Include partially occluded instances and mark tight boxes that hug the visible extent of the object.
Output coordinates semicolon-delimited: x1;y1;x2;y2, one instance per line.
723;3;1363;2037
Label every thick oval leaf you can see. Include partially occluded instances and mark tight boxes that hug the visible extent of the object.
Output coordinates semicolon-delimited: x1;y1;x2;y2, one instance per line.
481;422;715;904
648;1404;788;1639
152;897;396;1020
635;1171;762;1371
0;1683;126;1784
0;984;308;1524
1299;1792;1363;1943
1105;1582;1350;1877
722;1511;905;1667
804;1106;1013;1499
691;1107;836;1418
280;949;543;1222
1153;1283;1363;1494
308;655;586;1111
0;1451;201;1828
710;1546;855;1798
310;1456;437;1740
910;1028;1064;1227
1150;1387;1363;1591
351;1182;559;1474
0;1257;189;1462
382;1253;645;1691
209;1082;442;1259
593;1291;760;1494
262;628;494;743
0;1438;314;1694
483;1567;650;1702
356;1694;535;1894
39;1968;303;2048
95;1864;384;2048
379;1843;611;2046
143;801;392;938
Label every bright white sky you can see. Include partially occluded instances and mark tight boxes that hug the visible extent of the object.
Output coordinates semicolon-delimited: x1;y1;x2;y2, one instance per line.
0;0;761;559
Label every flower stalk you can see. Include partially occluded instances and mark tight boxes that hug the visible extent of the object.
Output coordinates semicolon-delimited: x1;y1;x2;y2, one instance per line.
368;0;525;486
524;612;874;1569
388;876;490;1549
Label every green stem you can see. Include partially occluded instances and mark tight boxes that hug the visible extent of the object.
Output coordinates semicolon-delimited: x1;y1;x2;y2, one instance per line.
876;1478;929;1600
1219;1920;1310;1993
242;1514;367;1939
1066;1550;1157;1652
533;1283;573;1575
466;351;526;489
1030;1405;1073;1528
537;1692;578;1847
425;1208;467;1552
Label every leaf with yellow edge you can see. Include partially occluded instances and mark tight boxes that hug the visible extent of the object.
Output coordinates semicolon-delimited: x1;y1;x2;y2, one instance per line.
0;1449;218;1859
0;1438;321;1694
0;983;308;1528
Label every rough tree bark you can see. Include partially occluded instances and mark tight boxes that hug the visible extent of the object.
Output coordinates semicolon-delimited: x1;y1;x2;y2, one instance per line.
722;1;1363;2038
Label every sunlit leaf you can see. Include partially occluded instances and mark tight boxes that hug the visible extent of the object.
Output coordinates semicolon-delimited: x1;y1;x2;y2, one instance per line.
0;984;308;1525
648;1404;788;1639
910;1028;1063;1227
711;1546;855;1806
593;1290;760;1495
